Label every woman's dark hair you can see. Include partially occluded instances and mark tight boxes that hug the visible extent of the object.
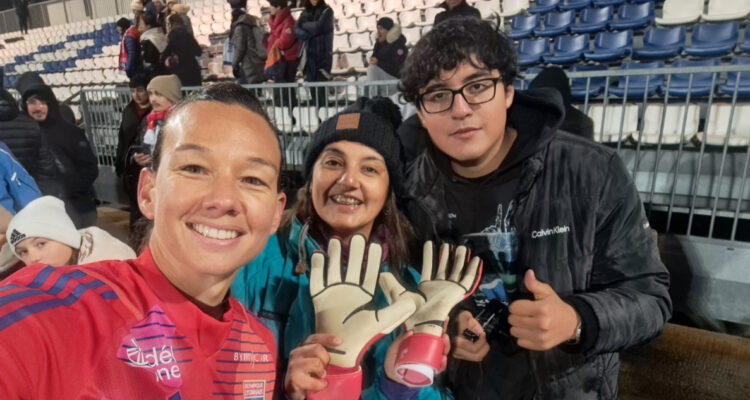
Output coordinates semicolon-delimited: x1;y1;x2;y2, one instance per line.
166;13;186;32
399;18;518;105
151;83;282;187
303;0;327;10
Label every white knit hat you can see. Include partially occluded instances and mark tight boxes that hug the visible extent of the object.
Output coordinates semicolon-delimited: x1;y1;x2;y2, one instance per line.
6;196;82;257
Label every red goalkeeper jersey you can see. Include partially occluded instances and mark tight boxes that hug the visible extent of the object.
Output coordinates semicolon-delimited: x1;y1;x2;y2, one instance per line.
0;248;276;400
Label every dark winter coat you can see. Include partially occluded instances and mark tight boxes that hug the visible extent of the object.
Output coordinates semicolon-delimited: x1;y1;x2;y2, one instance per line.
115;100;150;179
231;14;266;84
20;84;99;216
371;26;408;78
162;27;202;86
295;4;334;81
434;1;481;25
0;89;57;184
402;89;671;399
141;27;169;80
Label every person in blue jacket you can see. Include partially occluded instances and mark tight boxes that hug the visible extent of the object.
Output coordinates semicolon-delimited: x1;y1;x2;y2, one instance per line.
0;142;41;215
232;97;452;400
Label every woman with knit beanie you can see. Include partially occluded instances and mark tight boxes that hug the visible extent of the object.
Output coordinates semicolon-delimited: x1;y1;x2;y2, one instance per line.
231;97;452;399
6;196;135;267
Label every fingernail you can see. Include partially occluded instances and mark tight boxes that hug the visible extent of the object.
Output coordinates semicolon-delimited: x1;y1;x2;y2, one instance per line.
332;337;342;345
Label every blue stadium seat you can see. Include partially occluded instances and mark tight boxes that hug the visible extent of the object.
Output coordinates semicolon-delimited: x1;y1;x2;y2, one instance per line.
534;10;575;37
719;57;750;96
569;64;609;99
593;0;625;6
609;2;654;30
662;58;720;97
509;14;540;39
609;61;664;97
684;22;739;58
543;34;589;64
634;26;685;60
558;0;593;10
518;37;550;66
528;0;561;14
584;30;633;62
570;6;612;34
739;27;750;54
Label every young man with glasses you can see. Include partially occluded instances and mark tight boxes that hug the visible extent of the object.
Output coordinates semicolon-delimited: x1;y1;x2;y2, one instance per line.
399;19;671;399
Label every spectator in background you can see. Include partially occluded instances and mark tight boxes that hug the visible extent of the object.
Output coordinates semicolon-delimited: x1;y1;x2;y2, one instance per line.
140;1;169;80
295;0;334;104
230;2;267;84
13;0;29;34
152;0;168;32
529;67;594;140
166;0;193;35
17;76;98;229
0;88;57;192
0;142;41;216
434;0;480;25
142;74;181;161
162;13;202;87
7;196;135;267
115;74;151;237
118;16;144;79
264;0;301;84
367;17;408;81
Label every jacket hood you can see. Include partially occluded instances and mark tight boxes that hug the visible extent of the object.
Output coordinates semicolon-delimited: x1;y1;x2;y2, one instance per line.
14;71;45;96
19;84;62;124
269;7;293;28
386;24;402;44
234;13;259;28
0;89;20;122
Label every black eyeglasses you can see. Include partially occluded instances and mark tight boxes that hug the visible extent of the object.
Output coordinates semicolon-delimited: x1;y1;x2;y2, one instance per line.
418;77;501;114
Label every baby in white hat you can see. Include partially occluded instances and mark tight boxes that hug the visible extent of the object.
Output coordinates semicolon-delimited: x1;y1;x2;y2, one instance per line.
6;196;136;266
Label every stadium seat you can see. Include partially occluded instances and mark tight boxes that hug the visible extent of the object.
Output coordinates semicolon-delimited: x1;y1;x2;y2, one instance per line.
702;0;750;23
684;22;739;58
402;27;422;46
534;10;574;37
569;64;609;100
337;17;359;34
588;104;639;142
543;34;589;64
662;58;720;98
384;0;404;13
634;26;685;60
584;30;633;62
640;104;700;144
719;57;750;96
334;34;350;52
740;27;750;53
400;9;423;27
558;0;592;11
655;0;702;26
357;15;377;31
363;1;382;15
528;0;561;14
400;0;425;11
609;1;654;30
348;32;373;51
293;106;321;133
592;0;625;6
424;8;442;23
609;61;664;97
517;37;550;66
475;0;501;19
509;14;539;40
570;6;612;34
699;103;750;146
498;0;529;17
272;107;295;132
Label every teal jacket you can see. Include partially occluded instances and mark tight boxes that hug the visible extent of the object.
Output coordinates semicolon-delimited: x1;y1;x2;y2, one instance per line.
231;218;452;399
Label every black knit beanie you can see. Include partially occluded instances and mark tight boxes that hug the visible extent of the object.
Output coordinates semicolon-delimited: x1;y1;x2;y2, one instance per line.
377;17;395;31
304;111;404;194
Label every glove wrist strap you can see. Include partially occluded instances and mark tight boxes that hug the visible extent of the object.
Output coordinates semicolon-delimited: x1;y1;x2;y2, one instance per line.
394;333;444;387
306;366;362;400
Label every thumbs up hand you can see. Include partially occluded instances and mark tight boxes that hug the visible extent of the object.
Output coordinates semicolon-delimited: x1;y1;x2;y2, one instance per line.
508;270;580;351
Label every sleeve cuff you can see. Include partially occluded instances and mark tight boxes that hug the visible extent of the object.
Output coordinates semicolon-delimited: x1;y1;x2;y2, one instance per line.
561;295;599;354
379;372;420;400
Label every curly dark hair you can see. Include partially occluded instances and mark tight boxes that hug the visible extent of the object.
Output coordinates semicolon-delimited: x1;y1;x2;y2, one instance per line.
399;18;518;105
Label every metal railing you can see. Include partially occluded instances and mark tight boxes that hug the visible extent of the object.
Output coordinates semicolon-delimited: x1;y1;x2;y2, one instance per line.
78;64;750;242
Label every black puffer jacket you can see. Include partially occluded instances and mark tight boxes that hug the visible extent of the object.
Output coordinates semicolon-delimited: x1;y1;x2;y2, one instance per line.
434;0;481;25
0;89;57;184
295;3;334;81
371;25;408;78
402;89;671;399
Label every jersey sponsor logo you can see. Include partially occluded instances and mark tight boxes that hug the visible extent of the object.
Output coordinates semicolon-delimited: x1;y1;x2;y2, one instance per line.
117;306;183;388
234;351;270;365
531;225;570;239
243;380;266;400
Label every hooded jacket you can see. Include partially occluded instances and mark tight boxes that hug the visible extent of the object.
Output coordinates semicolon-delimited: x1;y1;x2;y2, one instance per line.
19;83;99;217
371;24;408;78
162;26;202;86
231;13;267;84
0;88;57;185
266;7;301;62
434;1;481;25
295;2;334;80
401;89;671;399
